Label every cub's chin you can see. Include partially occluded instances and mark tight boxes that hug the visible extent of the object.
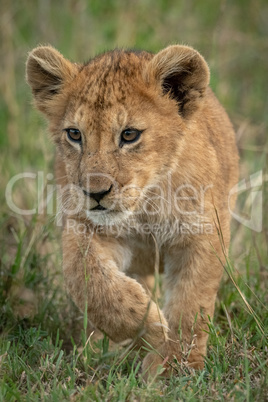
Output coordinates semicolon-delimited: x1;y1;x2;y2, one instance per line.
85;209;133;227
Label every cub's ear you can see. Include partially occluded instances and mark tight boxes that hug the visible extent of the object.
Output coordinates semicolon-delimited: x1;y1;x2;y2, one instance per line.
26;45;78;116
145;45;210;118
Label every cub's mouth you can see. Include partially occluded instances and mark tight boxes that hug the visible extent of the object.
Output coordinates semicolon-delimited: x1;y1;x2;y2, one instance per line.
91;205;107;211
82;185;113;213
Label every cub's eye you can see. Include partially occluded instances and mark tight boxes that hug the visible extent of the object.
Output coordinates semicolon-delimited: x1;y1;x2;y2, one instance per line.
65;128;82;143
120;128;142;147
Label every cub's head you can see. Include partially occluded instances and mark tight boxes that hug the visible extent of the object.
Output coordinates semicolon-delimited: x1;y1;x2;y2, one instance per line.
26;45;209;225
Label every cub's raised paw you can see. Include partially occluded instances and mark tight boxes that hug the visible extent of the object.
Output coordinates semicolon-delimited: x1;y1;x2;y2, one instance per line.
142;351;170;381
141;343;179;381
142;344;205;381
186;354;205;370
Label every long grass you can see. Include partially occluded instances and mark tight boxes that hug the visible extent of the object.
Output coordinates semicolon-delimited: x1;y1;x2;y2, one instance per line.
0;0;267;400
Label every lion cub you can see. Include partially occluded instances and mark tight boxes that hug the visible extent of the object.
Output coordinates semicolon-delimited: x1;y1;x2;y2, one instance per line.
26;44;238;377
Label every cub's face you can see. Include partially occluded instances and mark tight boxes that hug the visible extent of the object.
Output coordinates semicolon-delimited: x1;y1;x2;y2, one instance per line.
26;46;209;224
58;58;184;224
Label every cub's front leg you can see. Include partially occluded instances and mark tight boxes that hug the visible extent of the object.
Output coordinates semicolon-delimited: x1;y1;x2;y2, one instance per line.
62;220;168;351
143;238;223;377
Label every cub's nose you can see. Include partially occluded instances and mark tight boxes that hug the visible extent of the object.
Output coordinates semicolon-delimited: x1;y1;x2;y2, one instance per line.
83;185;112;203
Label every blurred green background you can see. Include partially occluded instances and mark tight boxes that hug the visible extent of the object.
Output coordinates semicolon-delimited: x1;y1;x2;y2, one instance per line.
0;0;267;399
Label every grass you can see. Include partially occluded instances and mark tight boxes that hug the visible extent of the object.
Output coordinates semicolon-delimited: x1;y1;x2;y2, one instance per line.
0;0;267;400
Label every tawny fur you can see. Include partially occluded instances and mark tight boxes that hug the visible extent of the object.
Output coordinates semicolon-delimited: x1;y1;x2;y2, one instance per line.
26;44;239;378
